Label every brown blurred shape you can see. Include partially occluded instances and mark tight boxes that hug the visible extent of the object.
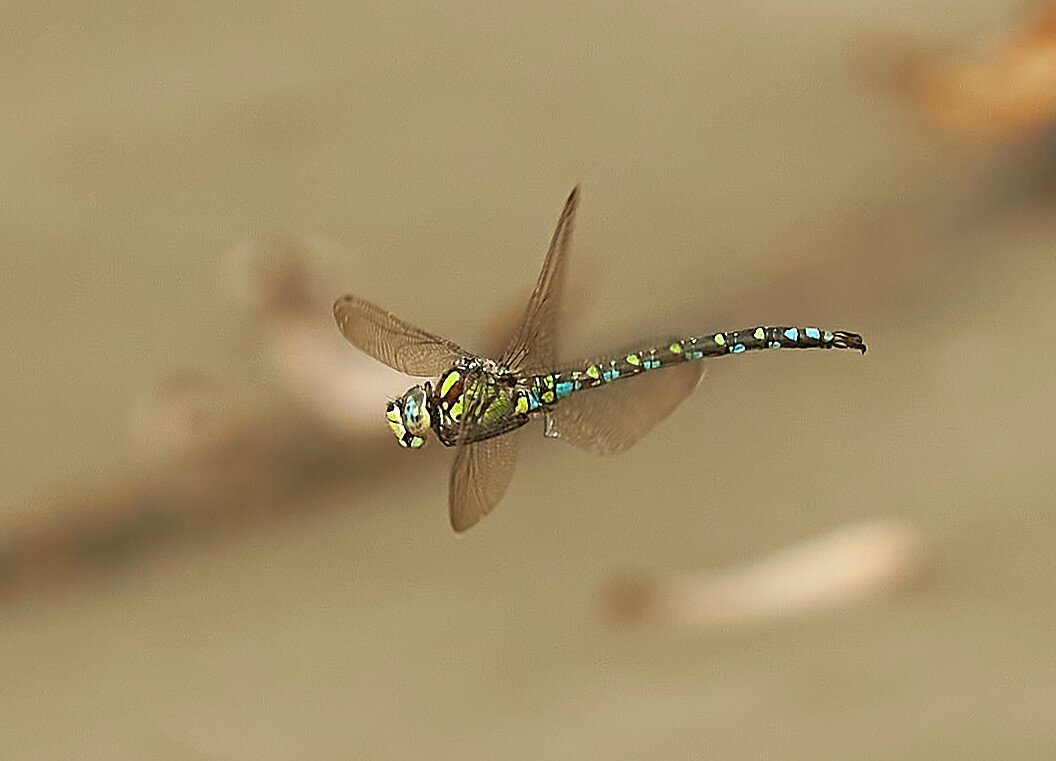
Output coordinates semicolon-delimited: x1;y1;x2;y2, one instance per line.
867;4;1056;140
0;238;401;600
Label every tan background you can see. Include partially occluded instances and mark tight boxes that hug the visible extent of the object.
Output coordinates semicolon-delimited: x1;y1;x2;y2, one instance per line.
3;1;1055;759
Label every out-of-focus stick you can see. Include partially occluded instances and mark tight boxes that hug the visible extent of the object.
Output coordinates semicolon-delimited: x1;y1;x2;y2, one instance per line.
606;519;923;627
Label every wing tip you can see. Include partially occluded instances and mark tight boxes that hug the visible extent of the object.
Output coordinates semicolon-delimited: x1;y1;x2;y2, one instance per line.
566;185;581;209
449;508;481;534
332;293;353;322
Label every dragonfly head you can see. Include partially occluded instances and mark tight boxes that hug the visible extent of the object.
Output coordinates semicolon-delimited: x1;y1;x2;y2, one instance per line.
385;384;432;449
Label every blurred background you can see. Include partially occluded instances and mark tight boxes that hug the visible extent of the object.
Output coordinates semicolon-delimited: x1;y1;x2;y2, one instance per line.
2;1;1056;758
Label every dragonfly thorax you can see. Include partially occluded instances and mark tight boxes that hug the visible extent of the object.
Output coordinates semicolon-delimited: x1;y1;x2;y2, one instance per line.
385;383;432;449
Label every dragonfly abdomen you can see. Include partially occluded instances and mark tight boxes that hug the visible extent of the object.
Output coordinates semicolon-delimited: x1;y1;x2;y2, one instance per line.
674;326;867;359
519;325;866;410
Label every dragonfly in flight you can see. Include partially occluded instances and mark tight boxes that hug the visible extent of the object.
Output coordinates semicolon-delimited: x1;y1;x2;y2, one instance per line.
334;188;866;532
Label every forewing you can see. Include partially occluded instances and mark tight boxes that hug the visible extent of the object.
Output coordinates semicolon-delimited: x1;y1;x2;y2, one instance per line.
546;360;704;455
333;294;465;376
499;186;579;374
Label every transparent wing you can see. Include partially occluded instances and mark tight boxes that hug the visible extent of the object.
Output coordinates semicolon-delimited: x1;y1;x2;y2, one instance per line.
546;360;704;455
447;369;523;531
333;294;465;376
449;434;520;532
499;186;579;374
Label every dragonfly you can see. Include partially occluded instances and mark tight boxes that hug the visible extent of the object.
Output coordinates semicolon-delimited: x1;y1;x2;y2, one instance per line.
334;187;866;532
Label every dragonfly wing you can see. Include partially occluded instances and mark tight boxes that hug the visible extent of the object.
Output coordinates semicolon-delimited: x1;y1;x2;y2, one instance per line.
499;186;579;374
447;369;523;531
333;294;465;376
546;360;704;455
449;433;520;532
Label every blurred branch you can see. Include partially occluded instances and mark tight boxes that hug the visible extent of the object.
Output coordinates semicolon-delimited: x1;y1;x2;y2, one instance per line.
0;234;535;601
605;518;923;628
0;237;399;599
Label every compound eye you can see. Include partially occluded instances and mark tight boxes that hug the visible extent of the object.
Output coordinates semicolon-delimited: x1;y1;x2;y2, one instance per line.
402;387;431;434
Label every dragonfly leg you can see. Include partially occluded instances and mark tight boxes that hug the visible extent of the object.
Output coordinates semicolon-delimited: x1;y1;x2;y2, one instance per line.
543;410;560;438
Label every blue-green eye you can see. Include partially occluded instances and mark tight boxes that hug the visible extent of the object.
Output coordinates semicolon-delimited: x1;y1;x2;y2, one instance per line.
390;386;431;444
401;386;431;434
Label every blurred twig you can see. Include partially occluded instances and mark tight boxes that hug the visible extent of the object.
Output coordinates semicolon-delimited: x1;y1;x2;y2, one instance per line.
605;518;923;627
